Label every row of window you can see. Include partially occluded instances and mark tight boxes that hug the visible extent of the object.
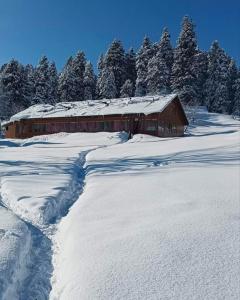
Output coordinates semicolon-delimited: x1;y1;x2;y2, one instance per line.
31;120;130;133
15;120;182;135
145;121;179;133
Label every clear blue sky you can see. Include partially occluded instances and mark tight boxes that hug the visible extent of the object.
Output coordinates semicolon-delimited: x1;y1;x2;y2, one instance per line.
0;0;239;70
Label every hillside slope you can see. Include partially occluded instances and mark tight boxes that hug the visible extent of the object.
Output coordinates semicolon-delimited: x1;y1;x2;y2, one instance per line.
50;109;240;300
0;109;239;300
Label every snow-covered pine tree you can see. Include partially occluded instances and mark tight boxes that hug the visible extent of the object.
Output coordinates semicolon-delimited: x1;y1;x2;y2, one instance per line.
96;54;105;99
158;27;174;72
125;48;137;91
120;79;134;97
0;59;26;117
0;84;9;119
228;59;238;113
71;51;86;101
33;56;50;104
232;76;240;117
22;64;35;107
205;41;231;113
191;51;208;105
151;43;159;57
98;67;117;99
147;55;170;95
48;62;59;104
135;36;153;96
58;56;75;102
0;64;7;73
146;28;173;94
171;16;198;104
104;40;126;97
83;61;96;100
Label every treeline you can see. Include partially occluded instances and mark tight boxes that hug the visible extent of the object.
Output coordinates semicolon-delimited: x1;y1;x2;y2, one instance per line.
0;16;239;119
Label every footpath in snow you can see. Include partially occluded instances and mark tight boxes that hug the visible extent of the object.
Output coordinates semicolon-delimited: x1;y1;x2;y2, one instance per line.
50;109;240;300
0;132;127;300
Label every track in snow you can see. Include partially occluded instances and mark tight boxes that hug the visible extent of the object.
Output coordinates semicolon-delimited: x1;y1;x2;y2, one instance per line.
0;150;91;300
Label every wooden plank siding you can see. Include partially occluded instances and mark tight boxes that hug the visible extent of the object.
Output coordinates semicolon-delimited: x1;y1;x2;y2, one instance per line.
4;97;188;139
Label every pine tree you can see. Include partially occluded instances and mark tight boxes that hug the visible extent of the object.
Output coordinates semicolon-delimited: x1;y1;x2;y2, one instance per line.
96;54;105;99
191;51;208;105
135;36;153;96
58;56;75;102
83;61;96;100
151;43;159;57
33;56;50;104
171;16;198;104
125;48;137;91
228;59;238;113
98;68;117;99
22;64;35;107
205;41;231;113
120;79;134;97
146;28;173;94
71;51;86;101
232;76;240;117
104;40;126;96
48;62;59;104
147;55;170;94
158;28;174;71
0;59;26;116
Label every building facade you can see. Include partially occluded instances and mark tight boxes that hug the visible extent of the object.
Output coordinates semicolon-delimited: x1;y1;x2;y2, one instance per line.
3;95;188;139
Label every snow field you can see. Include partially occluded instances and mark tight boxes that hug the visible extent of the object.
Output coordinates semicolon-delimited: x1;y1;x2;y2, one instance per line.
0;110;239;300
0;132;127;299
50;110;240;300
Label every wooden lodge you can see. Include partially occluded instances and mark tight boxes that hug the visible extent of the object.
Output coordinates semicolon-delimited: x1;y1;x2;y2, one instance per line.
3;94;189;139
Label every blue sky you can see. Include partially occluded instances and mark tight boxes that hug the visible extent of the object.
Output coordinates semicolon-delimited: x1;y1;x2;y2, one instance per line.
0;0;239;70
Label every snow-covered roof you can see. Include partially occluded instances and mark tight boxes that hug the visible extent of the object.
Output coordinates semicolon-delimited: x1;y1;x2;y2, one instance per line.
7;94;178;123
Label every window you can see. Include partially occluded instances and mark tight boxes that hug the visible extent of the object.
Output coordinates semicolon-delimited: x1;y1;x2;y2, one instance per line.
16;124;20;134
32;124;46;133
122;120;129;131
23;125;28;134
104;121;113;131
96;122;104;131
145;120;156;131
158;125;164;133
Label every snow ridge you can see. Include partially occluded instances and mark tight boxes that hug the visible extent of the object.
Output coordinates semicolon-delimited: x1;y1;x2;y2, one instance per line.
0;185;31;300
18;151;91;300
0;146;93;299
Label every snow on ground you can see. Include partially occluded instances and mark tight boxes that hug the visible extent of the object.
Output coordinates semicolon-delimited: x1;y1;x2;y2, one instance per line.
0;132;127;299
0;109;239;300
0;206;31;300
0;132;127;227
50;109;240;300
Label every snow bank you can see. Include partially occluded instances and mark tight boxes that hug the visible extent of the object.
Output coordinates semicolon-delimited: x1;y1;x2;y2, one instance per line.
0;206;31;300
50;111;240;300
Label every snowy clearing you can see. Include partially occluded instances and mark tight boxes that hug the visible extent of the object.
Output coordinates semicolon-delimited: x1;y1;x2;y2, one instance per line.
0;109;239;300
50;109;240;300
0;132;127;299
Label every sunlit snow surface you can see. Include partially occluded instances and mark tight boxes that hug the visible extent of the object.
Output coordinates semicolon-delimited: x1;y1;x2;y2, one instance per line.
0;108;239;300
